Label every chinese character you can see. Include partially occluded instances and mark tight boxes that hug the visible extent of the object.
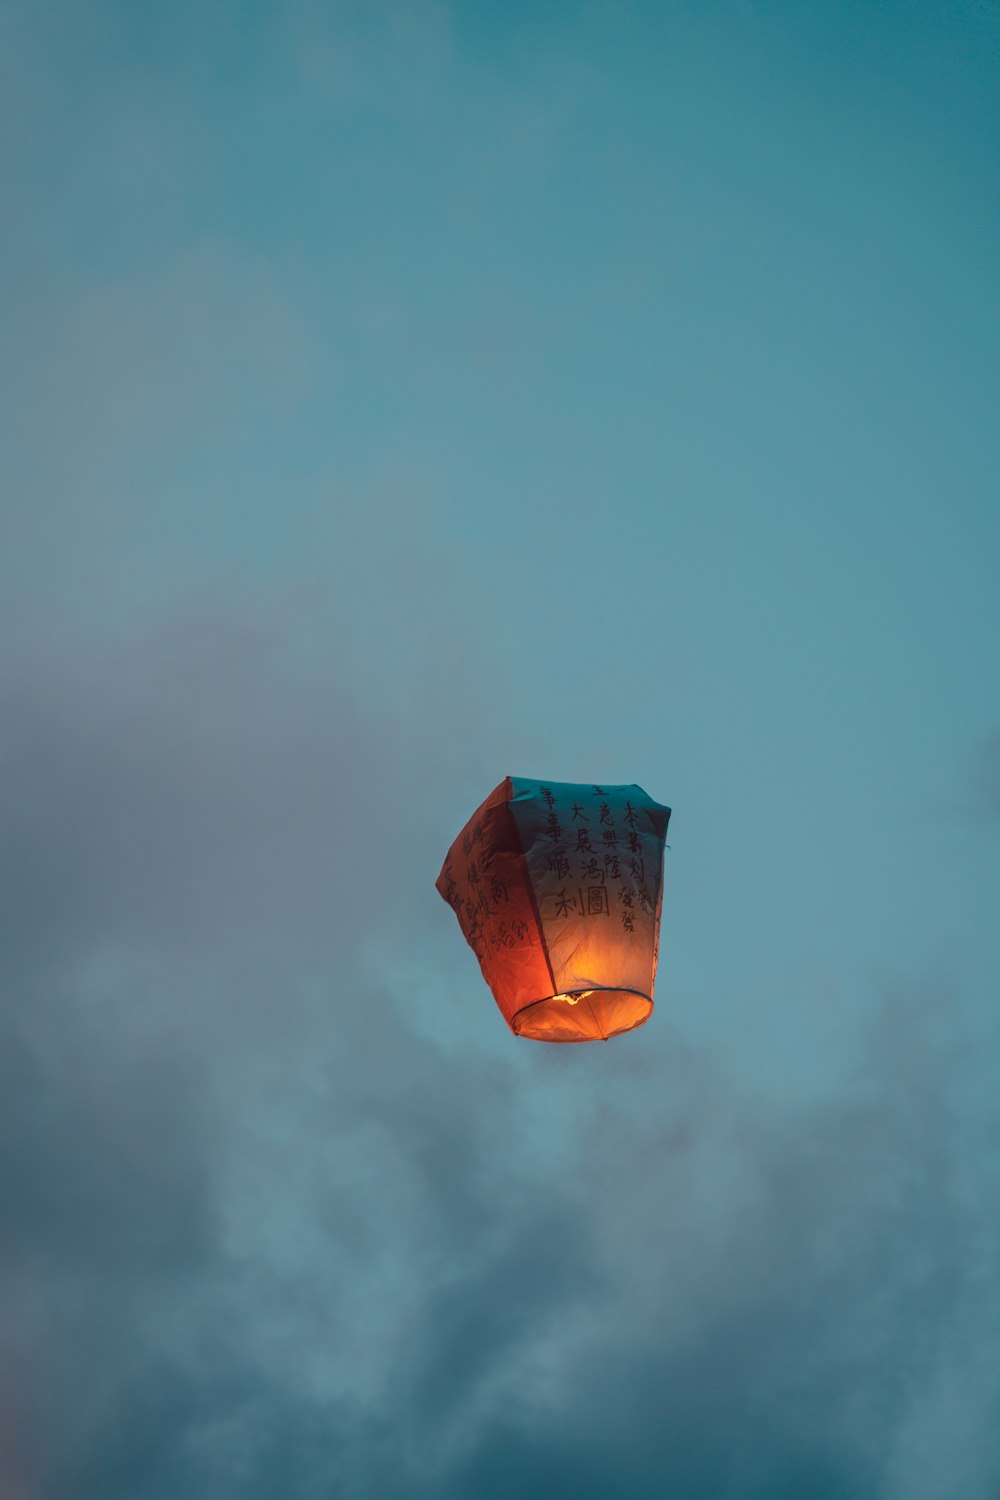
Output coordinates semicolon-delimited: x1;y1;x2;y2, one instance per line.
622;910;635;932
546;811;563;842
576;828;594;853
571;802;589;821
587;887;610;916
547;851;570;879
604;853;621;880
602;828;618;847
580;857;604;883
629;856;645;882
539;786;556;809
465;910;483;951
599;801;613;825
493;922;515;950
628;830;641;854
619;885;635;908
512;919;528;941
467;859;481;885
554;889;577;918
592;786;607;796
624;801;640;827
490;875;508;904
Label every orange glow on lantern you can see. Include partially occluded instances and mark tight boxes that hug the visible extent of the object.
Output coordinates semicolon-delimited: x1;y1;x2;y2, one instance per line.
436;777;670;1042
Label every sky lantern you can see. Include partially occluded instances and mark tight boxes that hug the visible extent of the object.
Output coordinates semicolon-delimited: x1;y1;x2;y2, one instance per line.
437;777;671;1042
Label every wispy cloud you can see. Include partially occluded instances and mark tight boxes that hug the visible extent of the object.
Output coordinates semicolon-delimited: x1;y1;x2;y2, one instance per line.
970;731;1000;822
1;609;998;1498
3;0;999;1494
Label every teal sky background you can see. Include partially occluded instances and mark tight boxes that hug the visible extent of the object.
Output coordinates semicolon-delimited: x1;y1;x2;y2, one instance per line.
2;2;999;1496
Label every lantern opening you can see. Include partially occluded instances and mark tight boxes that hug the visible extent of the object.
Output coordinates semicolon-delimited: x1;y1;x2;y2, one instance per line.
511;988;652;1043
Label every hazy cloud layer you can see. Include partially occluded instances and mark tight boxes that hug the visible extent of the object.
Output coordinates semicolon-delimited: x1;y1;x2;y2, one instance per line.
3;0;999;1495
1;613;998;1499
972;732;1000;822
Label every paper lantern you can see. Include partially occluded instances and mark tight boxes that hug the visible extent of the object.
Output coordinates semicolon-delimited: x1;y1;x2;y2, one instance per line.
436;777;670;1042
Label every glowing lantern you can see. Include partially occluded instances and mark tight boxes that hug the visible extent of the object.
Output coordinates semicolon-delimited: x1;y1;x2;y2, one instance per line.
436;777;670;1042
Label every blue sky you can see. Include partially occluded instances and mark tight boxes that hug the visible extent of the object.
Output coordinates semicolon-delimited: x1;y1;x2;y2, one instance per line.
2;2;999;1496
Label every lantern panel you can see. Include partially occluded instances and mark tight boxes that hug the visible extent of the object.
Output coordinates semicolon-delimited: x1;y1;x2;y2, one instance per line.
435;778;554;1021
437;777;670;1042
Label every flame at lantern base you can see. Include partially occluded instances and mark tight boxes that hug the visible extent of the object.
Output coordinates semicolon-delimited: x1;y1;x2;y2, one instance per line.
511;988;652;1043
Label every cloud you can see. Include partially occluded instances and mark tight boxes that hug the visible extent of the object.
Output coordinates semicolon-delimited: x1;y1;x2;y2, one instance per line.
282;0;455;110
2;596;997;1500
3;243;313;556
970;731;1000;822
0;588;547;1492
2;2;998;1494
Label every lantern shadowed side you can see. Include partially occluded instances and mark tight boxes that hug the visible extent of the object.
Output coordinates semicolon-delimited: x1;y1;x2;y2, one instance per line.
436;778;670;1042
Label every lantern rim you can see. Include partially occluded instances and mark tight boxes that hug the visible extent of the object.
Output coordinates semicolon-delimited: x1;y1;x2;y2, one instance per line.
511;988;653;1043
